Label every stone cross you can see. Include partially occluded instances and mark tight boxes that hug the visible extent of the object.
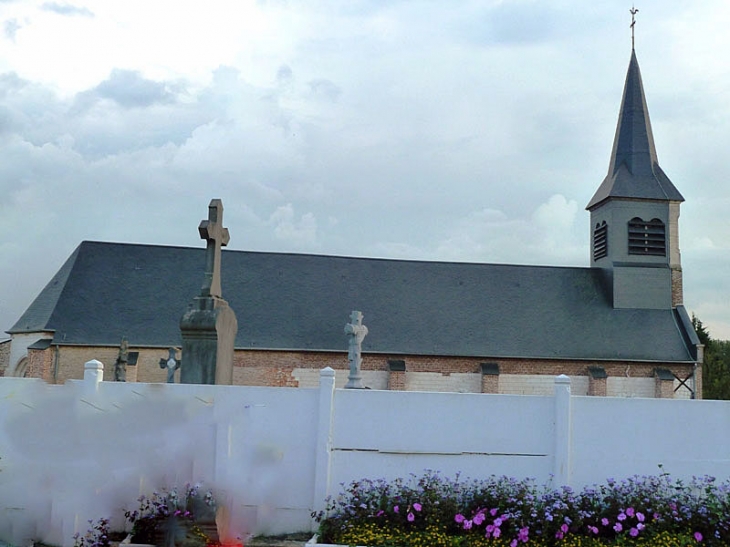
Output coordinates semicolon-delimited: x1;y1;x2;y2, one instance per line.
344;310;368;389
159;347;181;383
198;199;230;298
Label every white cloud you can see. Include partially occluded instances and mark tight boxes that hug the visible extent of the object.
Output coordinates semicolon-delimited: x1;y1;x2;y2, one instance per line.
268;204;318;248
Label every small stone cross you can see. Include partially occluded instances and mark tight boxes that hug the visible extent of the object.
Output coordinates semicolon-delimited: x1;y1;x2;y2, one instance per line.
344;310;368;389
198;199;230;298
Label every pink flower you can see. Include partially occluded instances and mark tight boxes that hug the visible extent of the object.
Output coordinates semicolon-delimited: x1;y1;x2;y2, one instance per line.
694;532;703;542
407;512;415;522
413;503;422;512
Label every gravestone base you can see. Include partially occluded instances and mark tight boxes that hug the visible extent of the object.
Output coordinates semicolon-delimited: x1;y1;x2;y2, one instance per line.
180;295;237;385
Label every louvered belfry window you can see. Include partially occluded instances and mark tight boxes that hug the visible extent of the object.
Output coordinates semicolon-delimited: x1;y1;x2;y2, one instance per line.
628;217;666;256
593;221;608;260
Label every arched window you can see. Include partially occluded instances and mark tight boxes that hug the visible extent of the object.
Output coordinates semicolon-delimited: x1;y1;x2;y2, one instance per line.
628;217;666;256
593;221;608;260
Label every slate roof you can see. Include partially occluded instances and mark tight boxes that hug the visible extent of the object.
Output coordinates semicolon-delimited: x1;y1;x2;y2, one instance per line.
587;50;684;210
9;241;698;363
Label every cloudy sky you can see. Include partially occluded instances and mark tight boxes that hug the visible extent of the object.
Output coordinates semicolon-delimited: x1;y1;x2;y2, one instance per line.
1;0;729;341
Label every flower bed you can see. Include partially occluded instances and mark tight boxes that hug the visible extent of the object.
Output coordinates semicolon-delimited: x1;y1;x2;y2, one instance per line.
313;471;730;546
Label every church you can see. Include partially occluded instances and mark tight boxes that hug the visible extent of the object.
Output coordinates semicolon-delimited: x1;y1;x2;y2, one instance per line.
2;46;703;398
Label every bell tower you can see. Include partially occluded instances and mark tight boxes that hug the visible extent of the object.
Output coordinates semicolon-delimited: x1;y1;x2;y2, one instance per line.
586;42;684;310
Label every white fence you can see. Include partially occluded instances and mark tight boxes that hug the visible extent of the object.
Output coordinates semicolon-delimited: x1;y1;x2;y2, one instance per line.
1;364;729;547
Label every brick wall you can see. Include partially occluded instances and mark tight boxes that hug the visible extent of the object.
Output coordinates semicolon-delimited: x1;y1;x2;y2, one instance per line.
22;344;698;398
0;340;10;377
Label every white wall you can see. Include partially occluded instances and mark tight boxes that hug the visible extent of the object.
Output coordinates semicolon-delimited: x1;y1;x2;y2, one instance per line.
0;368;728;547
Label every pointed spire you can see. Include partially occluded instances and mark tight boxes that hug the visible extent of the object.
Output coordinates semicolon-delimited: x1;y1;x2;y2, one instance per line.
586;50;684;210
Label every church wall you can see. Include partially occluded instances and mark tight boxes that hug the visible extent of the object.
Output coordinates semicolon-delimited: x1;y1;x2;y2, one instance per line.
30;344;697;398
53;345;172;384
0;340;10;376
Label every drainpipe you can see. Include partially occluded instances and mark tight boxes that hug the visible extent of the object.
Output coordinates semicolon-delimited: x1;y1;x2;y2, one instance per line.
53;344;60;384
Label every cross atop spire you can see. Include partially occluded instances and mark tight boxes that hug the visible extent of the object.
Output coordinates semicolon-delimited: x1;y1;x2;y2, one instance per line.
630;6;639;50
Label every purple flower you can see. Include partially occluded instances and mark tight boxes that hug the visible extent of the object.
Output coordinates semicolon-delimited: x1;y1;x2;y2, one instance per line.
486;524;494;534
393;505;399;513
637;523;645;531
518;527;530;542
413;503;422;512
601;518;609;526
588;526;599;535
455;514;465;524
555;531;564;540
376;510;384;517
637;512;645;522
407;512;415;522
463;520;473;530
560;523;569;533
493;527;501;538
618;512;627;521
695;532;703;542
473;511;486;526
511;541;518;547
626;507;635;517
490;508;498;516
495;517;503;527
614;522;623;533
630;528;639;537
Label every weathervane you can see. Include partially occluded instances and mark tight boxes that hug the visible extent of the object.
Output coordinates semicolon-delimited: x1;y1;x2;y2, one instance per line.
630;6;639;50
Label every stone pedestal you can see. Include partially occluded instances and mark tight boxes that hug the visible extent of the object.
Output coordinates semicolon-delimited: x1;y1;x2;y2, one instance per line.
180;296;237;385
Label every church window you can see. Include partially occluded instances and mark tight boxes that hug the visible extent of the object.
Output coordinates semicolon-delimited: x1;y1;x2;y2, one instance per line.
593;221;608;260
628;217;666;256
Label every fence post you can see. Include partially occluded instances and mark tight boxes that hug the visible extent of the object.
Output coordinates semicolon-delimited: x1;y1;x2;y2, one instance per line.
554;374;572;487
312;367;336;526
83;359;104;392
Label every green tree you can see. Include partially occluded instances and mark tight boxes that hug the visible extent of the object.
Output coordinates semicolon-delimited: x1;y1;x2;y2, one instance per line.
693;314;730;399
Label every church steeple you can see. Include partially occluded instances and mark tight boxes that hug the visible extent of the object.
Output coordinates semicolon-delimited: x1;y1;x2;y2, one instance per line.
586;49;684;209
586;43;684;310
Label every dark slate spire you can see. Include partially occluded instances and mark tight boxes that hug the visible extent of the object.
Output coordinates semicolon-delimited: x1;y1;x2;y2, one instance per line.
586;50;684;210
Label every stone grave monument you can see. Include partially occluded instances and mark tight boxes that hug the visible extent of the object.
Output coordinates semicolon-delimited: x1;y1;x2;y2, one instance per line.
179;199;238;385
159;347;181;383
113;336;128;382
344;310;368;389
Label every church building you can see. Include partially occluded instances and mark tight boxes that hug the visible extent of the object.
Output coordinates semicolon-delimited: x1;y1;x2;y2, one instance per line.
2;46;703;398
